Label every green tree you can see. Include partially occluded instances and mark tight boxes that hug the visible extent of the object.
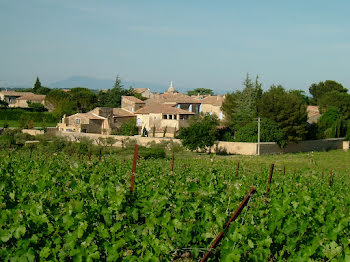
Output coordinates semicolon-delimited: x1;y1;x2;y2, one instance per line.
97;76;138;107
178;113;219;151
119;119;138;136
257;85;308;141
69;87;98;112
316;107;346;139
33;77;41;93
221;74;262;130
46;89;76;118
309;80;347;105
187;88;214;96
318;91;350;119
235;118;286;147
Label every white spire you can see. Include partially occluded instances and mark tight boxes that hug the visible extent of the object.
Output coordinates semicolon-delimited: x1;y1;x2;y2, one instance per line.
170;81;173;88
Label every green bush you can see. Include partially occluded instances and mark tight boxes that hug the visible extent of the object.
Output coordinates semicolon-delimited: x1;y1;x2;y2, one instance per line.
139;147;166;159
235;118;286;147
0;108;58;123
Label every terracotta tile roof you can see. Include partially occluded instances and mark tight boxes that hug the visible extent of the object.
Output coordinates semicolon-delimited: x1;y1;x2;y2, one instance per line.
71;112;107;120
113;108;136;117
0;91;33;97
122;96;145;103
133;88;148;94
146;93;200;104
135;102;195;115
17;94;46;102
200;95;224;106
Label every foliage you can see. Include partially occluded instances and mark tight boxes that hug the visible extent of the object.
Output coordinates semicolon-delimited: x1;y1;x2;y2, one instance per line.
69;87;98;113
221;74;262;130
138;147;166;159
179;113;219;151
27;101;45;110
118;119;139;136
257;85;308;141
309;80;348;105
318;91;350;120
45;89;76;118
235;118;286;147
0;99;8;108
187;88;214;96
0;109;58;123
0;146;349;261
32;76;41;93
97;76;140;108
317;107;346;139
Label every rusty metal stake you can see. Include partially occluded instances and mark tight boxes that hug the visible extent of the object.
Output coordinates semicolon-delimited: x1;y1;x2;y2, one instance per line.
130;144;138;193
236;160;240;178
99;149;101;161
88;151;91;161
8;141;11;158
265;163;274;204
200;186;257;262
171;152;174;173
329;171;332;186
283;166;285;176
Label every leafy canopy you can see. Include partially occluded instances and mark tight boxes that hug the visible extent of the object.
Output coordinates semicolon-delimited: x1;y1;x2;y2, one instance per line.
257;85;308;141
235;118;286;147
187;88;214;96
179;113;219;151
221;74;262;130
309;80;347;105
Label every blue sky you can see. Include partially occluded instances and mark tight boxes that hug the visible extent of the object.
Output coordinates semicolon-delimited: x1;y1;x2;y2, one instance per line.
0;0;349;93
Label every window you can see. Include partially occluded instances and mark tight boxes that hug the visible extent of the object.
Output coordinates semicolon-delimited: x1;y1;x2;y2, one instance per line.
75;119;80;124
163;115;168;119
114;118;118;123
169;115;173;120
174;115;177;120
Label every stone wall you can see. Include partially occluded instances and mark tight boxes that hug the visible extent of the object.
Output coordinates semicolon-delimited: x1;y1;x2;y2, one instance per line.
55;131;348;155
22;129;45;136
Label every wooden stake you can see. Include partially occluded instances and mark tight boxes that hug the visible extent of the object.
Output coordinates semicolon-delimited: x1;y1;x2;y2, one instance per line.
88;151;91;161
329;171;332;186
99;149;102;161
200;186;257;262
236;160;240;177
171;152;174;173
265;163;274;204
283;166;285;176
130;144;138;193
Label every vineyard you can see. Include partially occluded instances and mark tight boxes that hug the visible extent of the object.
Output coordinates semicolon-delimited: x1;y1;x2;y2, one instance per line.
1;146;350;261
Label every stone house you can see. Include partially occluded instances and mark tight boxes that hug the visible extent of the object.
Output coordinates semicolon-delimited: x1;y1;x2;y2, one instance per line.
135;102;195;137
57;107;135;134
133;88;153;98
0;91;33;107
307;105;321;124
121;96;145;113
196;95;225;120
14;94;46;108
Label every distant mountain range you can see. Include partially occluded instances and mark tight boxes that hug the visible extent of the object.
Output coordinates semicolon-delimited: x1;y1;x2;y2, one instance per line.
49;76;181;93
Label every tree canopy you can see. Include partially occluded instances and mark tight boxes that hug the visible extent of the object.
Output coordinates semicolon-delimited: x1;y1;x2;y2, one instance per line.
187;88;214;96
257;85;308;141
309;80;347;105
235;118;286;147
97;76;142;108
178;113;219;151
221;74;262;130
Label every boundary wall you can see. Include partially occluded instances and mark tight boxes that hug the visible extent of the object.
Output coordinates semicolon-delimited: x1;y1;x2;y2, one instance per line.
55;131;349;155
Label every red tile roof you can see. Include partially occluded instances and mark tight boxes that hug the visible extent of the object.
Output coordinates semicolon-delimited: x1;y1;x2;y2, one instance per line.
122;96;145;103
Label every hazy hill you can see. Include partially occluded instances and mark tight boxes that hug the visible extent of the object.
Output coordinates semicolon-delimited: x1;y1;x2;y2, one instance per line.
49;76;177;93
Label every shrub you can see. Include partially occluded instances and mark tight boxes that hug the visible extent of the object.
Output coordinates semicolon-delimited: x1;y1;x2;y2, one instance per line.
138;147;166;159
